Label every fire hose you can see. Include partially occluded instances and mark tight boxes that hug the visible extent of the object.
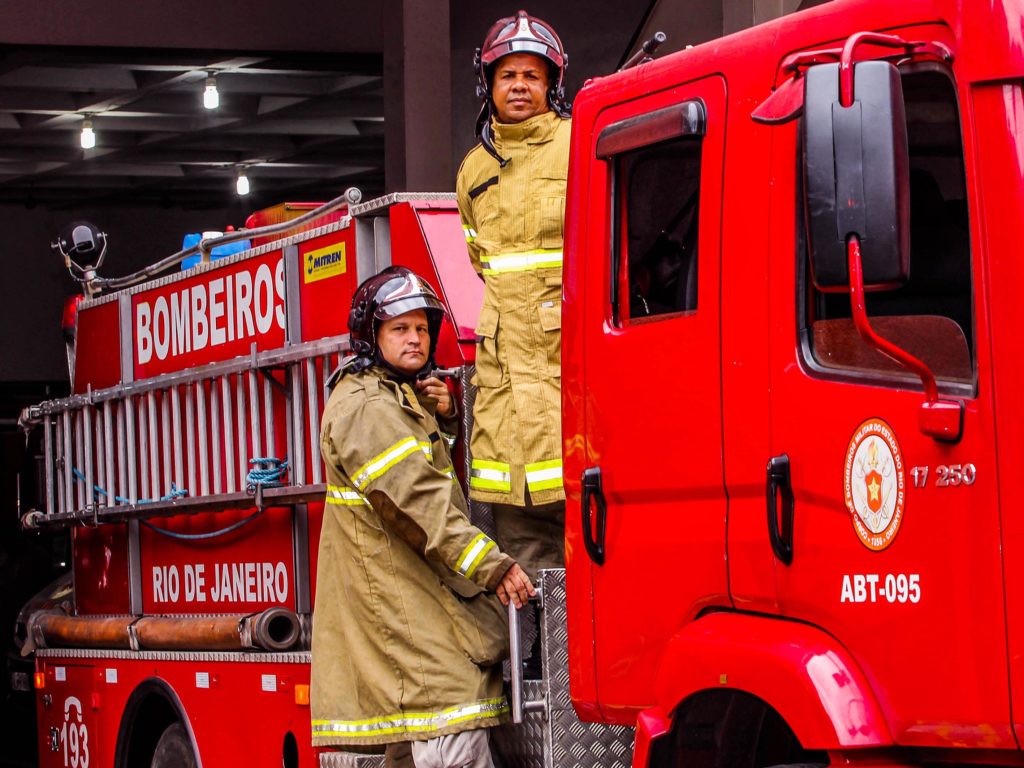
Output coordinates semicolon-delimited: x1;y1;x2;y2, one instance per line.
25;606;301;654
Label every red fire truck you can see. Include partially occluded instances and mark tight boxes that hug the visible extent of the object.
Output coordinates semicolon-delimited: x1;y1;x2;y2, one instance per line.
15;0;1024;766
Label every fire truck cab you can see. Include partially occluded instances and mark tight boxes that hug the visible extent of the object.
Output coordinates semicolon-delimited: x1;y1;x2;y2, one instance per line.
562;1;1024;766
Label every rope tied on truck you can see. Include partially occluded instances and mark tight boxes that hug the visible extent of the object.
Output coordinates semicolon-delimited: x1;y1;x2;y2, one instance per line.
71;467;189;505
245;457;289;494
141;512;263;541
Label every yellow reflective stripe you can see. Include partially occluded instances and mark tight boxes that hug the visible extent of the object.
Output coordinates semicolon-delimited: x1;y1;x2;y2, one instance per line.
439;464;456;482
470;459;511;492
419;441;433;461
525;458;563;492
462;225;477;243
325;484;368;506
353;437;422;490
480;249;563;274
312;697;508;739
457;533;496;577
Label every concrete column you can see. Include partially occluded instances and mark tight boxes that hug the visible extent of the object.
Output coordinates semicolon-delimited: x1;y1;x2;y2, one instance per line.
722;0;803;35
383;0;454;192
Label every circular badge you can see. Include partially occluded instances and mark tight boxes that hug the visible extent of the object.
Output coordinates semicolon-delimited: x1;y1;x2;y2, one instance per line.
844;418;906;551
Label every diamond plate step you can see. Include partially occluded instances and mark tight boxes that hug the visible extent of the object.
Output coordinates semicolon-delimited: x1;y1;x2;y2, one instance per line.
491;568;635;768
319;752;385;768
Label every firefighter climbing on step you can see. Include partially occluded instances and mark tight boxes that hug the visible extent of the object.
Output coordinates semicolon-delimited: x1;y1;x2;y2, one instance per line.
456;11;572;636
311;266;534;768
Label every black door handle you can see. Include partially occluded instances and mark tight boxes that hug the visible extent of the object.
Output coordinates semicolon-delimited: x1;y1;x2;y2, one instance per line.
766;454;794;565
581;466;606;565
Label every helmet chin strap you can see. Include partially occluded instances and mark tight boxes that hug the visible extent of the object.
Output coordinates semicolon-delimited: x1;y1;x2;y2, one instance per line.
476;102;508;166
346;349;433;382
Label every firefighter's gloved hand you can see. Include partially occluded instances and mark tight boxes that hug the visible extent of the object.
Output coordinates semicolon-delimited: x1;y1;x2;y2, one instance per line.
415;376;454;418
496;563;536;609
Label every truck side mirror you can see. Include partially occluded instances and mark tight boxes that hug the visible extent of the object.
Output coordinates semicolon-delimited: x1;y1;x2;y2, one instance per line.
802;58;963;443
803;60;909;291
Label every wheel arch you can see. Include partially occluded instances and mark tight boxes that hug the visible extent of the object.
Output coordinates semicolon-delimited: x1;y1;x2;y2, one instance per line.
632;612;892;768
113;677;202;768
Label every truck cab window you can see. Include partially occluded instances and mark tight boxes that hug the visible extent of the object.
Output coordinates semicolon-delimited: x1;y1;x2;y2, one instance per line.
613;136;703;323
804;67;974;388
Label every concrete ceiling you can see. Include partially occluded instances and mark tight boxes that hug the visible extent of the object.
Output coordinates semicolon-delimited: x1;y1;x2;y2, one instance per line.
0;46;384;209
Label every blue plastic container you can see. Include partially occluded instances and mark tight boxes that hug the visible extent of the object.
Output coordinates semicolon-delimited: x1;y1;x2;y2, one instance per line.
180;232;251;270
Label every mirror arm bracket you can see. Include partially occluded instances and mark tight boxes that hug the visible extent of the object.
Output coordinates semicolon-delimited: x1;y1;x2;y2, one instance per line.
847;236;964;443
839;33;954;107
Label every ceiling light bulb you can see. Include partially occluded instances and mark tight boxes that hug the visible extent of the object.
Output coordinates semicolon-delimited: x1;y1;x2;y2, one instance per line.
204;76;219;110
80;119;95;149
236;171;250;196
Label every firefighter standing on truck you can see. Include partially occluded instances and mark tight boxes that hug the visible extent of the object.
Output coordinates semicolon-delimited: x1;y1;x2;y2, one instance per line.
310;266;534;768
456;11;572;592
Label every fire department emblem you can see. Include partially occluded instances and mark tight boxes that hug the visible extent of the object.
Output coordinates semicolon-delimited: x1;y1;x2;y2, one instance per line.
844;418;906;551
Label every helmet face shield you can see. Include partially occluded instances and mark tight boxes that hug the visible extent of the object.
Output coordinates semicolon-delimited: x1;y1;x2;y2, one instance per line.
375;295;445;322
530;20;561;51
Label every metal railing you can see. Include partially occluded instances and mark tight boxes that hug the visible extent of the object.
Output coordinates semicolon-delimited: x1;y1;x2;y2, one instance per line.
22;336;349;529
87;187;363;295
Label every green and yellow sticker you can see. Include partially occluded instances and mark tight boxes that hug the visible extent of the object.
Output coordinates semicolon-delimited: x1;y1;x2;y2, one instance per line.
304;242;346;284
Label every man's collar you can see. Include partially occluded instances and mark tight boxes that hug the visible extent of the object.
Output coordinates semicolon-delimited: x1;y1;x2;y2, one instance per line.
492;110;562;146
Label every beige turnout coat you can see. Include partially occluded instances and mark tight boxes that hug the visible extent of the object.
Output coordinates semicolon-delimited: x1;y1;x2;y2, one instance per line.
311;363;514;747
456;111;571;506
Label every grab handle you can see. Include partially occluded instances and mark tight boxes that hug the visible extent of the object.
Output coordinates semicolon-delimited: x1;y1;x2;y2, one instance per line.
766;454;794;565
508;592;547;723
581;467;607;565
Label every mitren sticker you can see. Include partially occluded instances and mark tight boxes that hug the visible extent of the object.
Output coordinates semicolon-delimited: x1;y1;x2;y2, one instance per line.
844;417;906;551
304;241;346;283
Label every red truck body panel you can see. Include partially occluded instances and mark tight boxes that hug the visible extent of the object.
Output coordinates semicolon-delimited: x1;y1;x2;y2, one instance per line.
563;0;1024;759
34;654;312;768
973;80;1024;750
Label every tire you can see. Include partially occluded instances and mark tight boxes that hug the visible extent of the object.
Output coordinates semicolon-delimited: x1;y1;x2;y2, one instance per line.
151;722;197;768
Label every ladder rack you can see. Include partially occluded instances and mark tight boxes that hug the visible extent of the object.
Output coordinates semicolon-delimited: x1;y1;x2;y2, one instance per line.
23;336;349;529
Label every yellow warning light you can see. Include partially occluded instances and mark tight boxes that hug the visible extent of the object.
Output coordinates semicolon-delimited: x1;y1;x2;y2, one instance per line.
294;684;310;706
34;672;46;690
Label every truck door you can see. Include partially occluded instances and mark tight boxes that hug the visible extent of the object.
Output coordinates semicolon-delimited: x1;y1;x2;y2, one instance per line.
577;76;728;721
765;53;1010;744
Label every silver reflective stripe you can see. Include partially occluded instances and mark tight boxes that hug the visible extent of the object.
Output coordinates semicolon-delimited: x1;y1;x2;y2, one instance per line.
526;465;561;484
325;485;368;506
525;458;562;492
311;697;508;738
471;467;510;483
352;437;421;489
457;533;493;576
469;460;512;492
481;250;563;274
